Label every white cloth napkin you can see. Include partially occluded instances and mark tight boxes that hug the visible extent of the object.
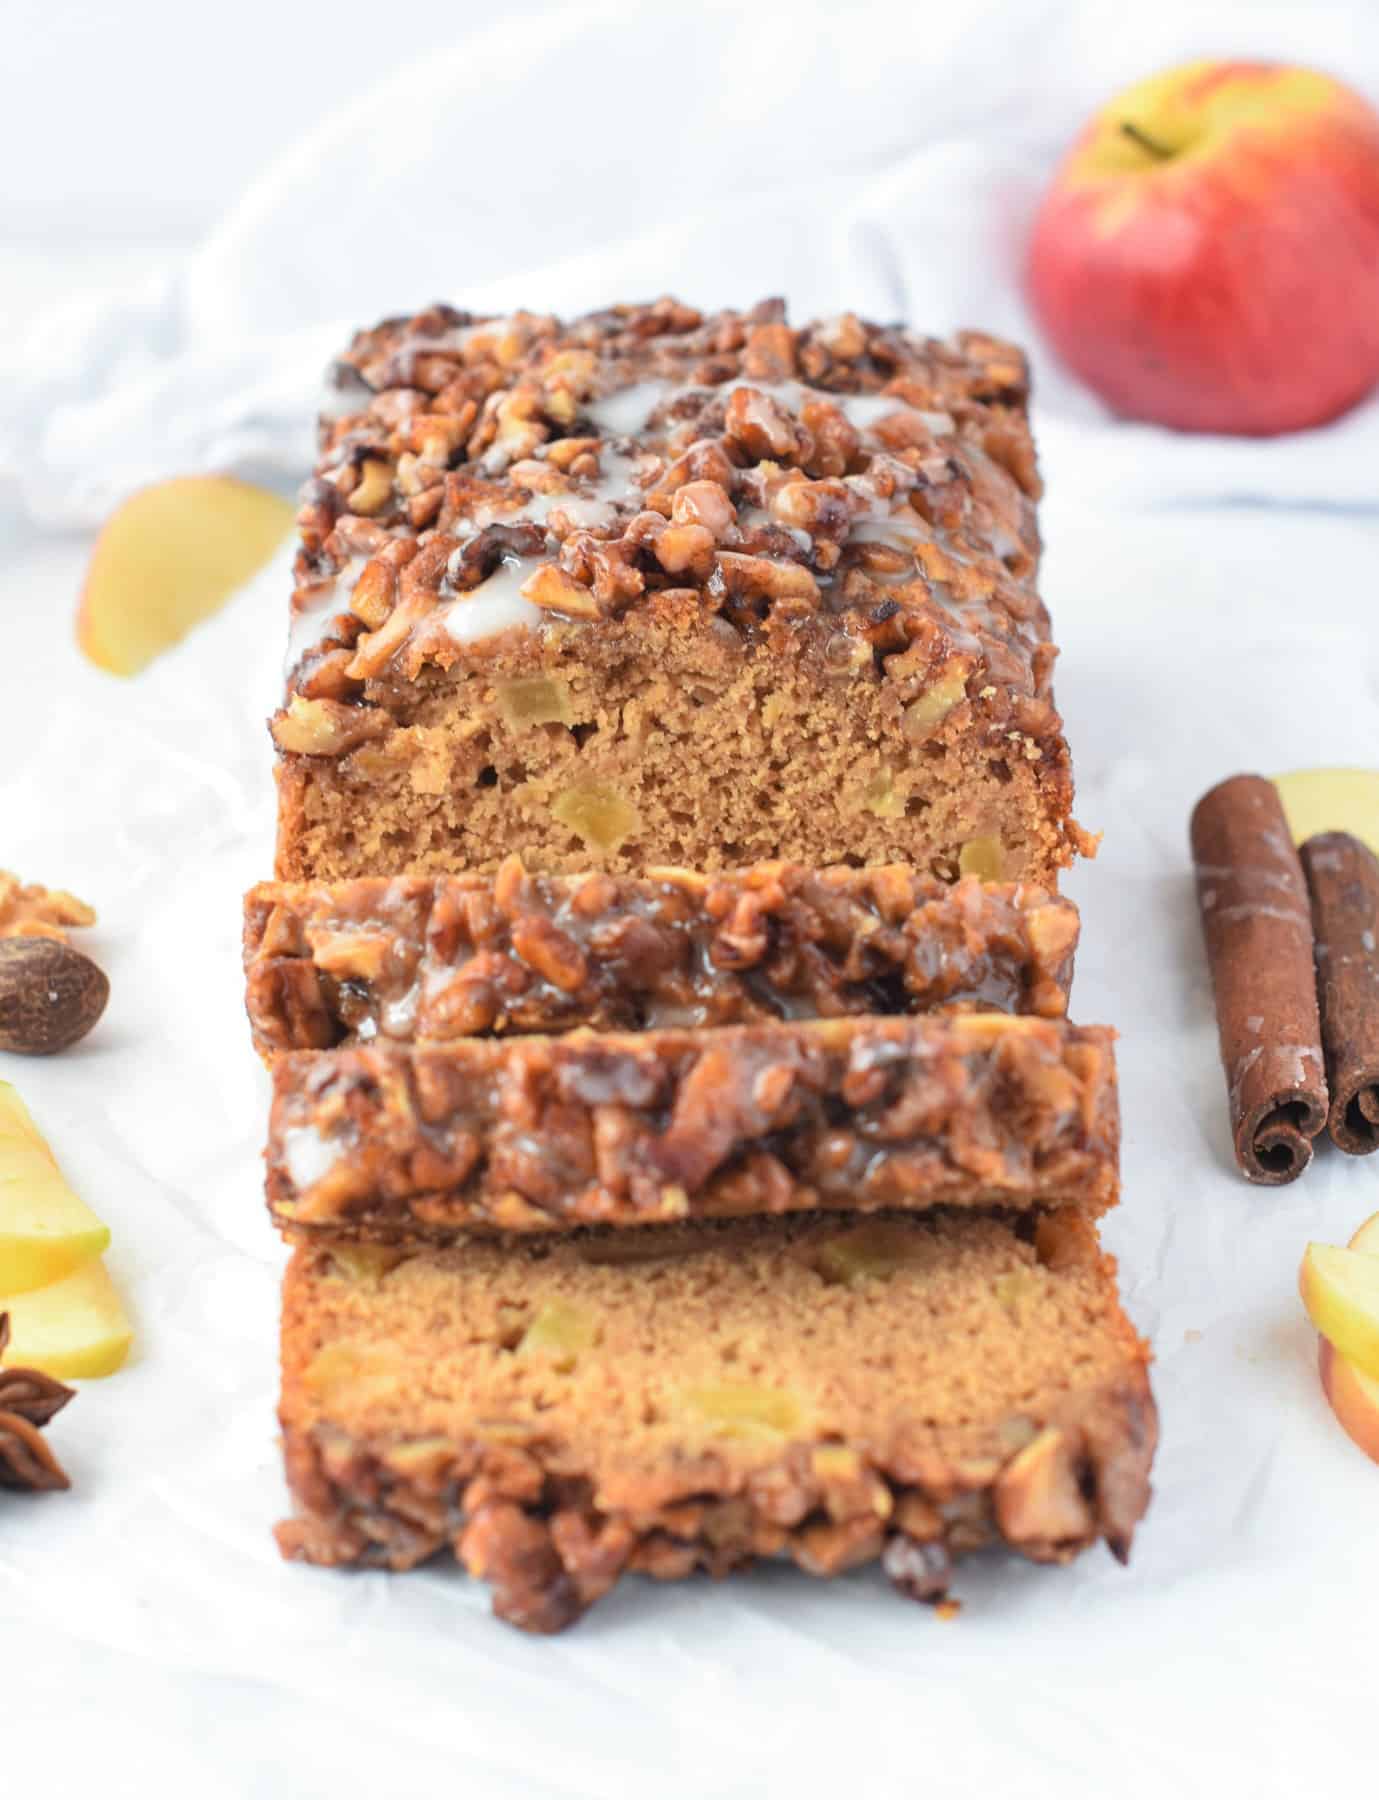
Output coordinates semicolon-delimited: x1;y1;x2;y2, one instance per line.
3;0;1377;527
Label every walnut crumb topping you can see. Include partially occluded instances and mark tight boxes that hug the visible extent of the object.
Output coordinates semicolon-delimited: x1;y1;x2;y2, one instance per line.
279;297;1049;746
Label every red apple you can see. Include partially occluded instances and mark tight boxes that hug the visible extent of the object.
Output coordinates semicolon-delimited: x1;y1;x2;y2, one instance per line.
1026;60;1379;435
1311;1211;1379;1466
1319;1339;1379;1467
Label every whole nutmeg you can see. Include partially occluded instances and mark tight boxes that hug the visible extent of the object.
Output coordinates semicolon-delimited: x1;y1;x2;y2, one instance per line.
0;937;109;1055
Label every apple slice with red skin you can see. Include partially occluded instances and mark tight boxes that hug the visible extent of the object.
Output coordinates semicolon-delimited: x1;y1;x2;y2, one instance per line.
1311;1211;1379;1464
1319;1339;1379;1466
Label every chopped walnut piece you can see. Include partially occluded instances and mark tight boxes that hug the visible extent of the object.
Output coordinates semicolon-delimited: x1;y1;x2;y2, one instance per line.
804;401;864;478
816;312;867;359
882;1535;952;1603
510;915;588;992
713;552;819;605
0;873;96;944
520;563;602;621
793;1515;885;1577
741;322;797;382
1025;902;1080;972
348;559;397;629
458;1501;584;1634
271;696;390;757
670;480;736;538
770;476;851;538
347;459;394;517
306;929;393;983
993;1427;1095;1557
724;386;799;460
654;522;717;578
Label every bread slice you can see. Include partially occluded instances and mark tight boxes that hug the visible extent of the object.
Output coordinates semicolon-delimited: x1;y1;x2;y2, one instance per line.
266;1013;1118;1239
244;860;1079;1057
272;300;1088;887
276;1207;1155;1632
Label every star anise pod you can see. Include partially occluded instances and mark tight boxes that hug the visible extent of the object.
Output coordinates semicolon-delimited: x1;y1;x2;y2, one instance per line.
0;1312;74;1492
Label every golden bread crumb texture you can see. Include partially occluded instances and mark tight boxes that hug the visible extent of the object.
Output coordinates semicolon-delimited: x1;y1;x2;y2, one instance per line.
275;1211;1155;1629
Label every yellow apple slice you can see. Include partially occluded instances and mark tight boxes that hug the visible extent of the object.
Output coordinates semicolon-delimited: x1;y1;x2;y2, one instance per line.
0;1082;110;1295
1351;1211;1379;1257
0;1259;132;1378
1273;768;1379;857
78;476;295;676
1319;1340;1379;1466
1299;1243;1379;1380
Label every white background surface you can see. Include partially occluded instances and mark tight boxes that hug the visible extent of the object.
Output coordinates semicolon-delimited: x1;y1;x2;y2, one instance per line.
2;3;1378;1794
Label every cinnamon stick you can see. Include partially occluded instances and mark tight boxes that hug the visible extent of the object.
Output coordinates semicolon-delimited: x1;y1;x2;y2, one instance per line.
1189;774;1328;1184
1300;832;1379;1156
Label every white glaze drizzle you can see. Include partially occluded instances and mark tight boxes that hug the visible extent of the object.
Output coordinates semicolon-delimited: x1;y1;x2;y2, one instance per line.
282;1125;341;1192
412;314;518;352
380;981;421;1037
442;559;543;643
585;380;676;437
465;448;644;537
735;381;954;438
587;374;955;444
735;505;812;551
284;553;371;675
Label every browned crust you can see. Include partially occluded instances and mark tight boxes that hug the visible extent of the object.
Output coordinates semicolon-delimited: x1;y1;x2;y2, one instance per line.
244;859;1080;1058
275;1217;1155;1633
282;299;1046;712
266;1014;1119;1238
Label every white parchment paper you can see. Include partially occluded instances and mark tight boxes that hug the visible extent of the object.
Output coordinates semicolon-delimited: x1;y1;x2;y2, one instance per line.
2;3;1377;1791
3;451;1375;1800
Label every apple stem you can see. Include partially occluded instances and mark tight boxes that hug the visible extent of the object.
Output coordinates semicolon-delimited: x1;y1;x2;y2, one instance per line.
1120;120;1174;160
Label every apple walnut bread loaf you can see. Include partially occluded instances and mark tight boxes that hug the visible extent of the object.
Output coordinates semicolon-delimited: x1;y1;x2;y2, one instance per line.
276;1208;1156;1633
244;859;1080;1057
258;295;1153;1631
267;1014;1119;1239
272;298;1091;887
